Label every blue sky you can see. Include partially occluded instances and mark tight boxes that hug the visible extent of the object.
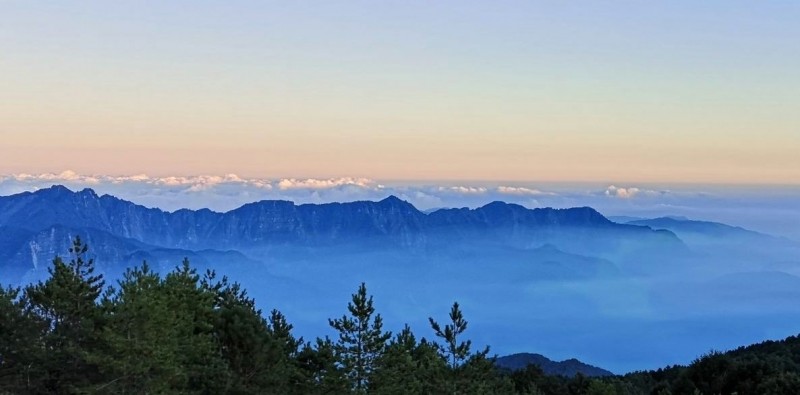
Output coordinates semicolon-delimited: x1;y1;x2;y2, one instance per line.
1;1;798;183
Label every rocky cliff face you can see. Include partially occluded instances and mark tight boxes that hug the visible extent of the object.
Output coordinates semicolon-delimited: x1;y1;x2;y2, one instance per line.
0;185;684;283
0;185;679;247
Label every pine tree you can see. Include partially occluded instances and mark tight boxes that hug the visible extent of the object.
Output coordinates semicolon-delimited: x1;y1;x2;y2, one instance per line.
429;302;473;371
266;309;307;393
209;275;303;393
95;263;180;393
161;260;230;393
0;285;47;392
371;325;424;394
296;337;350;394
24;236;106;393
329;282;391;393
429;302;500;395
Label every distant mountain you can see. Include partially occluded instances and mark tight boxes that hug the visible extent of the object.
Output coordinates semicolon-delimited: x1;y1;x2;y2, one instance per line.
627;217;770;240
523;244;619;280
626;216;798;251
495;353;614;377
0;186;676;248
607;215;646;224
0;186;684;282
0;223;259;285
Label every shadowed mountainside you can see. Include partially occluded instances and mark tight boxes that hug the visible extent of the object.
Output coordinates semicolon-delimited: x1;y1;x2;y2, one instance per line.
0;185;683;280
495;353;614;377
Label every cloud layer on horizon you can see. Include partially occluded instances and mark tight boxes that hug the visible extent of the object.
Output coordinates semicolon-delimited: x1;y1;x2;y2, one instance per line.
1;171;799;240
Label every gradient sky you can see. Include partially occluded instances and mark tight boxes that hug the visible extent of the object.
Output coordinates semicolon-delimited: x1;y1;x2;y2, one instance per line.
1;1;798;183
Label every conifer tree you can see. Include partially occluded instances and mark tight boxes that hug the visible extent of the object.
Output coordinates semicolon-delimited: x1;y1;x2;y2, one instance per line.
429;302;473;370
0;285;46;392
329;282;391;393
371;325;426;394
95;263;179;393
161;260;230;393
209;274;302;393
296;337;350;394
24;236;106;393
429;302;500;394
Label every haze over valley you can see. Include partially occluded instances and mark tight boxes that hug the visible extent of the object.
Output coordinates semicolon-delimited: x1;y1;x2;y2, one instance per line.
2;183;798;373
2;2;799;392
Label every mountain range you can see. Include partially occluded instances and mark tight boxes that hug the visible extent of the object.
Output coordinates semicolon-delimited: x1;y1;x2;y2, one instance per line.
0;185;681;283
2;185;799;373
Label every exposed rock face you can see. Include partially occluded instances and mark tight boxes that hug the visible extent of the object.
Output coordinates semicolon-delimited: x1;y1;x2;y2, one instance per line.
0;185;683;281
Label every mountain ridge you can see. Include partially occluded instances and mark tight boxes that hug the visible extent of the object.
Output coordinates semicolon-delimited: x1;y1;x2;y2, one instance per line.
0;185;685;283
495;352;614;377
0;185;680;245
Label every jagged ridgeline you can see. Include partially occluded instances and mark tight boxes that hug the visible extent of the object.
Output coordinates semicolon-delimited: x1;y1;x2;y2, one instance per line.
0;185;680;283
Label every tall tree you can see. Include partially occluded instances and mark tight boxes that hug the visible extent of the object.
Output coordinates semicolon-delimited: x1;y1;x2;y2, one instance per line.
208;274;303;393
296;337;350;394
24;236;106;393
95;263;180;393
371;325;424;394
429;302;473;371
0;285;46;392
430;302;502;394
329;282;391;393
161;260;230;393
370;325;451;394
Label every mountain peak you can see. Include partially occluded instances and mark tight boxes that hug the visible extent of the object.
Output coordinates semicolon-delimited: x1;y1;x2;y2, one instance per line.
78;187;98;197
40;184;73;194
379;195;405;204
495;352;614;377
377;195;417;211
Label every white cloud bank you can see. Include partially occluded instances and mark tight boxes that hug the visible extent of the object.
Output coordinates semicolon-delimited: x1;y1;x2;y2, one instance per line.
0;171;564;211
604;185;665;199
497;186;551;196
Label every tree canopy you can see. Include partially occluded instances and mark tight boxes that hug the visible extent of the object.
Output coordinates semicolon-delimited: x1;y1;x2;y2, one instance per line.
2;237;800;394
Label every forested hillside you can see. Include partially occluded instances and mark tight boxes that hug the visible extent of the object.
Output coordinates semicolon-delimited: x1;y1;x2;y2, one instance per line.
2;238;800;394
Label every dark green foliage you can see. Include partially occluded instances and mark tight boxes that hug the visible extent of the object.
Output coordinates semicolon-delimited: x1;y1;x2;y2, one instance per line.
370;325;450;394
620;335;800;394
96;263;181;393
430;302;474;370
329;282;392;393
0;285;46;392
24;236;106;393
296;337;350;394
429;302;515;394
5;236;800;394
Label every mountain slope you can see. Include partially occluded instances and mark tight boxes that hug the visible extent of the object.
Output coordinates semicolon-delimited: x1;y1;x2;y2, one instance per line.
0;186;683;253
495;353;614;377
627;217;774;241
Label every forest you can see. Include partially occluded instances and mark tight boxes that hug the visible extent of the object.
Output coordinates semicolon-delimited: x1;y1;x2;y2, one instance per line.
2;238;800;394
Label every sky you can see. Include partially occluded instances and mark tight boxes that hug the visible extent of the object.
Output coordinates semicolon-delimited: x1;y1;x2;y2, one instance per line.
1;1;798;183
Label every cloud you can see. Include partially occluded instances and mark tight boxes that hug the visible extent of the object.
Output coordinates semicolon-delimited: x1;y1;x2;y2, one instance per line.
604;185;665;199
496;186;550;196
7;170;96;183
277;177;376;190
1;171;797;239
606;185;641;199
437;186;488;194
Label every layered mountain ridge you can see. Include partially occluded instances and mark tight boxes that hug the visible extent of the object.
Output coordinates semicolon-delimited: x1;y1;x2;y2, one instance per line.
0;185;686;285
0;185;679;250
